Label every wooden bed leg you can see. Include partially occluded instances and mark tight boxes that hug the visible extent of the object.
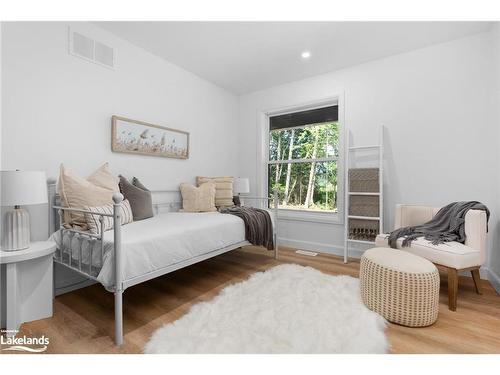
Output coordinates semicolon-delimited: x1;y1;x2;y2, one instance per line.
115;290;123;346
448;268;458;311
471;268;483;295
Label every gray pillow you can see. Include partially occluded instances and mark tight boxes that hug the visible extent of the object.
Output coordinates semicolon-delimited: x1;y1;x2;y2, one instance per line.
118;175;154;221
132;177;149;191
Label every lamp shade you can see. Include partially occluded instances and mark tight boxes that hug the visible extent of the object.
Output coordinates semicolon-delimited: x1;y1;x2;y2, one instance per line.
1;170;48;206
233;177;250;194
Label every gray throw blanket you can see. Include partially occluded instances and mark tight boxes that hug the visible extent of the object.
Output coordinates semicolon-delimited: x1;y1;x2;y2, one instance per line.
388;201;490;249
219;206;274;250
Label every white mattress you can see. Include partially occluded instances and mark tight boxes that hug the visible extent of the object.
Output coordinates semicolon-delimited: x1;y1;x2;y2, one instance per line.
51;212;247;290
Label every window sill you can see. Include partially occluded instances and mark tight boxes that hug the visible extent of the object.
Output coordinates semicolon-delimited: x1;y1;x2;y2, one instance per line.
276;209;343;225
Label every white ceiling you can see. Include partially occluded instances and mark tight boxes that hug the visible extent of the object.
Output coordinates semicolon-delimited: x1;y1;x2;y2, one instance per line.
96;22;493;95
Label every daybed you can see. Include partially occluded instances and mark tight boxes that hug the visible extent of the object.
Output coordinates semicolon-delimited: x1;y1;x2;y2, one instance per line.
47;179;278;345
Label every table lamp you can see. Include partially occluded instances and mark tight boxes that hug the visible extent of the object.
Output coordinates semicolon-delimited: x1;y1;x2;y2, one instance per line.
233;177;250;206
1;170;47;251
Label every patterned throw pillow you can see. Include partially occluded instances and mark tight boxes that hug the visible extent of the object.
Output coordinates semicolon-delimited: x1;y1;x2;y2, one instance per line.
196;176;234;207
83;199;133;235
179;182;217;212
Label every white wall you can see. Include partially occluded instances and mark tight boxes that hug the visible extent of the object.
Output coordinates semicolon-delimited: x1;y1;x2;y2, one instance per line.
0;22;2;172
2;22;500;290
490;24;500;291
2;22;239;228
1;22;239;291
0;22;5;324
238;31;499;280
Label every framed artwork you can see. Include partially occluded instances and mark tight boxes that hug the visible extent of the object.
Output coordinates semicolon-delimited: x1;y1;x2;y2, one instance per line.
111;116;189;159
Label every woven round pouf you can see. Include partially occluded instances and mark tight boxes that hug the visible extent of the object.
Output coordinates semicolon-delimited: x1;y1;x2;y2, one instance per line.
360;247;440;327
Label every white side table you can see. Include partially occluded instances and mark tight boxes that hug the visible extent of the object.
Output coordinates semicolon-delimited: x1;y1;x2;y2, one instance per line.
0;241;56;337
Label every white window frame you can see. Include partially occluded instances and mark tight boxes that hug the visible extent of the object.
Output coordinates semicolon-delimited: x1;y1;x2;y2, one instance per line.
257;94;345;225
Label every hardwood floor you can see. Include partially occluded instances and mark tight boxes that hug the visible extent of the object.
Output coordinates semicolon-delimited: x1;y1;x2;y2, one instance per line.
5;246;500;354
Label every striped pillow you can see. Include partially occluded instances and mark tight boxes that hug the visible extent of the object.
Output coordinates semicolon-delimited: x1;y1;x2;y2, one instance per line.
196;176;234;207
83;199;133;235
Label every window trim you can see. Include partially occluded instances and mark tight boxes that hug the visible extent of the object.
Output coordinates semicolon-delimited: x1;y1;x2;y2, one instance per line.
268;156;338;165
257;94;345;225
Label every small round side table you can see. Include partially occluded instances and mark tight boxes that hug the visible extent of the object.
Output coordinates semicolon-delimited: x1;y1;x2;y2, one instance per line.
0;241;56;337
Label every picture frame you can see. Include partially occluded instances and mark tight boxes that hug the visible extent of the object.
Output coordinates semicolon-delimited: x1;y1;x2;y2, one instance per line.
111;115;189;159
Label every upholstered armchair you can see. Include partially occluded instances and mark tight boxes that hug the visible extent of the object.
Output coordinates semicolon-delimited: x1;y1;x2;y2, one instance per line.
375;204;487;311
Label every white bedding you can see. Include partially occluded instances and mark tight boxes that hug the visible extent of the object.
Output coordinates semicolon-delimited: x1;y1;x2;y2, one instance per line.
51;212;247;290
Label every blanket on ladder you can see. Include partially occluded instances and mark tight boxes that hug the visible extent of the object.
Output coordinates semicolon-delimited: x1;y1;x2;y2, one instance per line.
388;201;490;249
219;206;274;250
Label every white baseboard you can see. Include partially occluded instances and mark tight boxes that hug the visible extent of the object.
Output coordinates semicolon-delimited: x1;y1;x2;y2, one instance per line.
277;238;500;294
50;236;500;296
54;263;96;296
484;267;500;295
55;279;96;296
278;237;365;259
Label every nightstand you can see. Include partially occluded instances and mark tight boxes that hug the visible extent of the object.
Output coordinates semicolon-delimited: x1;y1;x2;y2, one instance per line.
0;241;56;337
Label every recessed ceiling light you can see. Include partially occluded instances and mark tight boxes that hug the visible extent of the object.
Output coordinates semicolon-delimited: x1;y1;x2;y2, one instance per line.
301;51;311;59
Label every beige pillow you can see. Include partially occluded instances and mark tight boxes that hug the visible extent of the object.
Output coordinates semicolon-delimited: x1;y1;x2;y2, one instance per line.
83;199;133;235
87;163;120;191
196;176;234;207
58;163;119;228
180;182;217;212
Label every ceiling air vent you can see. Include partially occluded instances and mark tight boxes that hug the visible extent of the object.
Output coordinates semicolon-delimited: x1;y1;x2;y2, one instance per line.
69;28;114;69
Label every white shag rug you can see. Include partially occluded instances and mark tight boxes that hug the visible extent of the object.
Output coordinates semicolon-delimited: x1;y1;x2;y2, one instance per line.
144;264;388;354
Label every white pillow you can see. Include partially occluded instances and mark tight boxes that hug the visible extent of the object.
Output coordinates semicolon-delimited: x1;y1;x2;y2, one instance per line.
180;182;217;212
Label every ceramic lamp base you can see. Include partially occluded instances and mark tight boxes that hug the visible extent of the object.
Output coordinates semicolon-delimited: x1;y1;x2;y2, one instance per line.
2;207;30;251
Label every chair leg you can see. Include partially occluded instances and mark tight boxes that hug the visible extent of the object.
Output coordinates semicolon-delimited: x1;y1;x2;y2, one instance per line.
448;268;458;311
471;268;483;295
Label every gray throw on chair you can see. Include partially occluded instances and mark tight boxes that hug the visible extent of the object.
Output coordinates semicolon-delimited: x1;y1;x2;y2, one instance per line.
388;201;490;249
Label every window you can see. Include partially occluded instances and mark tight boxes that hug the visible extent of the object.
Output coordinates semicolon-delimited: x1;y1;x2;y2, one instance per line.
267;105;340;213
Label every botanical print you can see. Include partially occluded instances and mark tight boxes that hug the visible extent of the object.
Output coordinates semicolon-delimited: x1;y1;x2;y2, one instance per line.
112;116;189;159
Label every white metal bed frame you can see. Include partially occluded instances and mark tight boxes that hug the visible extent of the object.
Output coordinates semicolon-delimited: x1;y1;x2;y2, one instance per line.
47;179;279;346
